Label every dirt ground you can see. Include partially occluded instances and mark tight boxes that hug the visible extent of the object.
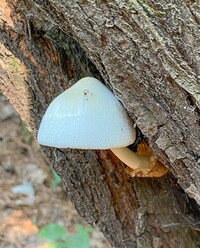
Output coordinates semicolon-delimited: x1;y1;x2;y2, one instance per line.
0;95;111;248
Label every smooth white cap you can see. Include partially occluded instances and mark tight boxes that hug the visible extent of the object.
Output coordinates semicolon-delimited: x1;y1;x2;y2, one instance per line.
37;77;136;149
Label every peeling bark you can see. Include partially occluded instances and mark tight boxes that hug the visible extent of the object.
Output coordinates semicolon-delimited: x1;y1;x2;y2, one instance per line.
0;0;200;247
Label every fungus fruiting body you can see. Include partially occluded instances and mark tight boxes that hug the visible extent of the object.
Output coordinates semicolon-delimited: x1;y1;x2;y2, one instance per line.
37;77;163;174
110;147;150;170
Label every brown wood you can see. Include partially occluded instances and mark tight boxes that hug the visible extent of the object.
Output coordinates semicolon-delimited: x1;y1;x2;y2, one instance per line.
1;0;200;247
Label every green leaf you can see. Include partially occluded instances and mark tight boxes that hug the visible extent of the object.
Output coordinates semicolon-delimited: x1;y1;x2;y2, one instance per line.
76;224;93;234
65;225;93;248
50;167;62;188
39;224;67;241
47;242;67;248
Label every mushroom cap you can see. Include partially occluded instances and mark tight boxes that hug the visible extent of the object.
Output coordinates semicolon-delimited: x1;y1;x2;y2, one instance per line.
37;77;136;149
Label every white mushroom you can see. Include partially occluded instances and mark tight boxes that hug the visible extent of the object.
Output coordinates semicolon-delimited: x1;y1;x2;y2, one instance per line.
37;77;150;170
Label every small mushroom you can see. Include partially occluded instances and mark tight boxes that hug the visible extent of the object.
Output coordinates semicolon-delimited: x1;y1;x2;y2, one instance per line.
37;77;151;171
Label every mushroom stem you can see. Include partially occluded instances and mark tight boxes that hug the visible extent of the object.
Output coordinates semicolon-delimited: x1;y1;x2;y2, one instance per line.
110;147;150;170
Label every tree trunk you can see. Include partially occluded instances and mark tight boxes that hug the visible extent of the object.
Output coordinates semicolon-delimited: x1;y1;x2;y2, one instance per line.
1;0;200;247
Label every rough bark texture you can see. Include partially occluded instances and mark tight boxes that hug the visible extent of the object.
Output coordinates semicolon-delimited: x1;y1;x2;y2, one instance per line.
0;0;200;247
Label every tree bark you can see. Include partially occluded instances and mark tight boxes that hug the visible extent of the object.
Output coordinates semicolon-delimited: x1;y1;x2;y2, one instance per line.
0;0;200;247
